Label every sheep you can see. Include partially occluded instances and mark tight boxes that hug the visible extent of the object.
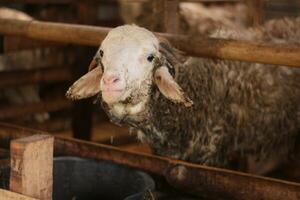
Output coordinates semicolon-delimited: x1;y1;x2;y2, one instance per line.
66;18;300;174
118;1;248;34
0;7;49;123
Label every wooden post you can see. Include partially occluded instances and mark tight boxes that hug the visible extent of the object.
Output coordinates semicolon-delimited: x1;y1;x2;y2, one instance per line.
164;0;180;34
246;0;264;26
152;0;179;33
71;2;98;140
10;135;54;200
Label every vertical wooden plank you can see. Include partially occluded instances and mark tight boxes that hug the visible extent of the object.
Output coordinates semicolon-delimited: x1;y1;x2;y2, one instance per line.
164;0;179;33
152;0;165;32
246;0;264;26
10;135;54;200
71;2;98;140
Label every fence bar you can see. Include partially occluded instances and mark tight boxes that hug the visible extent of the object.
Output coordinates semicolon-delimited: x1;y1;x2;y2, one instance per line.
0;99;71;120
0;67;71;89
0;19;299;67
0;123;300;200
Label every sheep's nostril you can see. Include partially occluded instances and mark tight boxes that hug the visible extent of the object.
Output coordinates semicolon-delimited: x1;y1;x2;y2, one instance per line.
113;77;120;83
103;75;120;85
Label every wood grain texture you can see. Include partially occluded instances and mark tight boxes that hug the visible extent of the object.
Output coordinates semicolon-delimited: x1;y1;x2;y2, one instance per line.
0;98;71;120
164;0;179;33
0;189;37;200
1;123;300;200
0;19;299;67
10;135;54;200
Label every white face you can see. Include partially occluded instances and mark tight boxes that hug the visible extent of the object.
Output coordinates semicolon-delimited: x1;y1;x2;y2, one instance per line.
66;25;193;109
99;25;160;105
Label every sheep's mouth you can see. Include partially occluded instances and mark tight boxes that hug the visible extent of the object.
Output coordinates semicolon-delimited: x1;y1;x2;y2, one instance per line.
102;89;125;104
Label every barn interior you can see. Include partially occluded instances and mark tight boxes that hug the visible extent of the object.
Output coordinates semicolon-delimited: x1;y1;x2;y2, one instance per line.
0;0;299;200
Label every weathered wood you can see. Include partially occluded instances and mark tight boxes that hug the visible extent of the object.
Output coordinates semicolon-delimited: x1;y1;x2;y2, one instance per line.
246;0;264;26
0;98;71;120
0;48;68;71
0;148;9;158
10;135;54;200
0;189;38;200
0;67;71;88
7;0;239;3
3;36;60;52
0;19;299;67
70;2;98;141
164;0;180;34
0;123;300;200
23;118;71;132
152;0;164;32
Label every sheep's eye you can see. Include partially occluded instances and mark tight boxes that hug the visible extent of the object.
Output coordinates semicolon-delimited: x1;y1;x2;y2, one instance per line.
99;50;104;57
147;54;155;62
95;56;100;63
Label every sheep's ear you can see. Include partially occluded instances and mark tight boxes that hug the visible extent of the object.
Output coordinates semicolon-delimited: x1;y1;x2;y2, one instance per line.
66;59;102;100
157;36;186;67
154;66;193;107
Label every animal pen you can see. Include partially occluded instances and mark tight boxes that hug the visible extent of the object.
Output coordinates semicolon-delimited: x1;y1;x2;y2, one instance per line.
0;0;299;200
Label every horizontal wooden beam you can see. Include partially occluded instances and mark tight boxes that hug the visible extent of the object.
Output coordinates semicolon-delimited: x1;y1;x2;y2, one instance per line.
0;48;69;71
6;0;239;4
0;67;72;88
22;118;71;132
0;18;299;67
0;99;71;120
0;123;299;200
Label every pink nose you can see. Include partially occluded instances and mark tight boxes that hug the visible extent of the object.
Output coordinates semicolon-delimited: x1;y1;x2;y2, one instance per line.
102;75;120;85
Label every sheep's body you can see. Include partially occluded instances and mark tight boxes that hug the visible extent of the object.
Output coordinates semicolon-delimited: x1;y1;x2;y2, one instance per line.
102;18;300;170
67;17;300;173
143;58;299;167
119;1;247;34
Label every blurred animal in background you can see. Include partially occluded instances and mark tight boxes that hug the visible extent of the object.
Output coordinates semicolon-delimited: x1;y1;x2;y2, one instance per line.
118;0;248;34
66;17;300;175
0;7;50;123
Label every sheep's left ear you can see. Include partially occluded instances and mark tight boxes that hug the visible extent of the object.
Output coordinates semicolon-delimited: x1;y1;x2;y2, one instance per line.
66;58;102;100
154;66;193;107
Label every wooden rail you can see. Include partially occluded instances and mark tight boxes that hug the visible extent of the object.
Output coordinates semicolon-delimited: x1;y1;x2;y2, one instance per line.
0;123;300;200
0;99;71;120
0;67;71;89
7;0;239;3
0;19;299;67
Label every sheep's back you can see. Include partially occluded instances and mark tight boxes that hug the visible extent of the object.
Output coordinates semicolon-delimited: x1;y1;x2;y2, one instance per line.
147;57;299;166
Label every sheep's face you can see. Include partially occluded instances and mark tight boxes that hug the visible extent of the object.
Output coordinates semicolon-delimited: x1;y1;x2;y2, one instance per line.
99;25;159;105
66;25;193;116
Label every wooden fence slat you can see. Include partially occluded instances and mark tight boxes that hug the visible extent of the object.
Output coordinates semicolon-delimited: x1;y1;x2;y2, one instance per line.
0;19;299;67
0;123;300;200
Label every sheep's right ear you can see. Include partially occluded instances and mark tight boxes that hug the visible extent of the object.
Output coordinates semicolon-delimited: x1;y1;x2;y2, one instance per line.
66;59;102;100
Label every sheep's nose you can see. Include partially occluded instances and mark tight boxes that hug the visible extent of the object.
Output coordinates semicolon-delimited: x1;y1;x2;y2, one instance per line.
102;75;120;85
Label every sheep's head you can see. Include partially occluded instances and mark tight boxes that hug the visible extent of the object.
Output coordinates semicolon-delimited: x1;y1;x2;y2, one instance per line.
66;25;193;113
